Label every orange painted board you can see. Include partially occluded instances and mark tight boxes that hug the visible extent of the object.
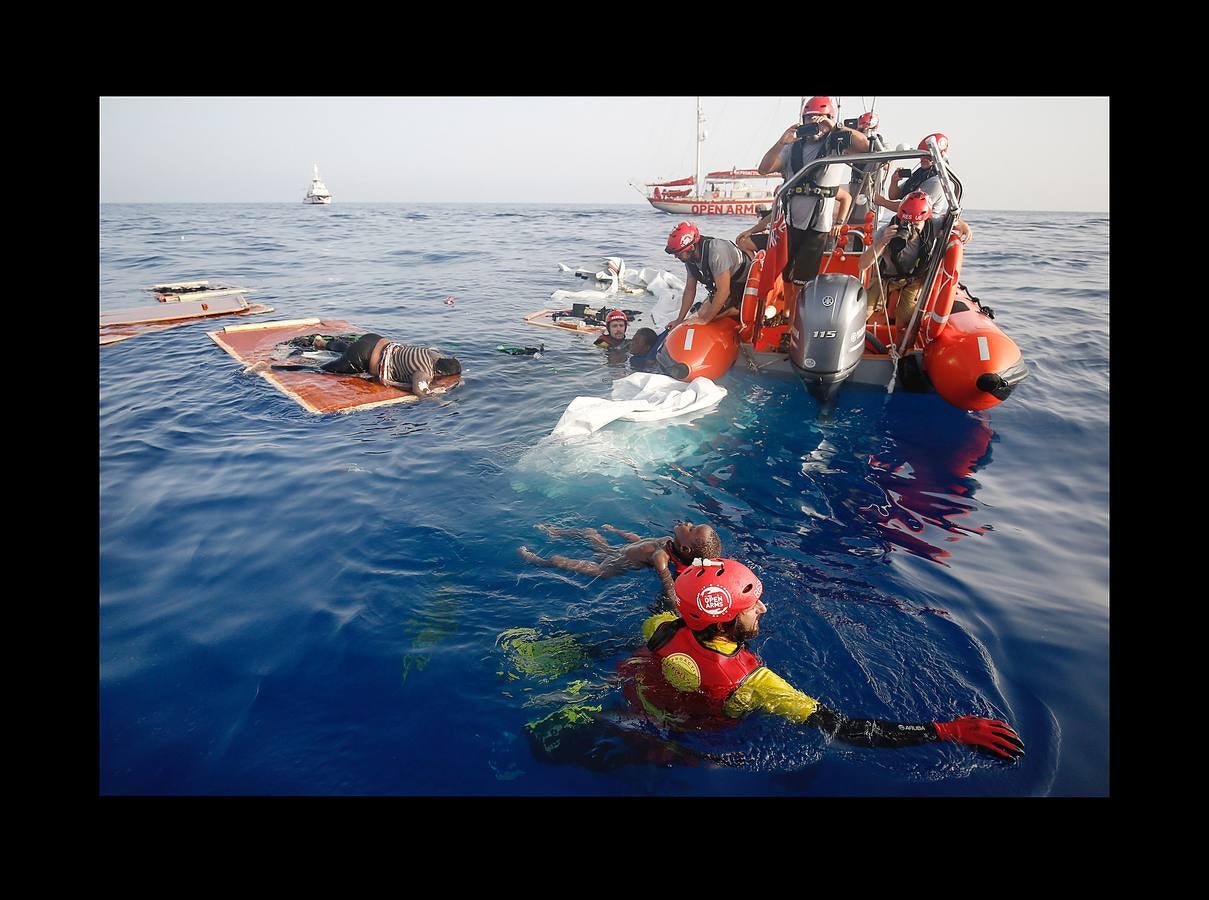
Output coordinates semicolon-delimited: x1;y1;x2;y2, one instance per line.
523;309;606;334
206;318;461;414
100;303;275;346
103;294;251;326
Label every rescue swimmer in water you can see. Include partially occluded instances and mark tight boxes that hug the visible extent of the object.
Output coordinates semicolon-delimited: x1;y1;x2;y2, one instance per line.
593;309;631;351
519;520;722;602
620;558;1025;760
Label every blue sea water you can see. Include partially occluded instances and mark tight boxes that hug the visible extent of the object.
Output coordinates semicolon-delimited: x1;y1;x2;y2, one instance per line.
99;203;1109;796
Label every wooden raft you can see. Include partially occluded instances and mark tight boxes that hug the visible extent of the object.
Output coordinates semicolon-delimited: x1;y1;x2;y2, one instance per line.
206;318;461;414
101;295;274;346
523;309;606;334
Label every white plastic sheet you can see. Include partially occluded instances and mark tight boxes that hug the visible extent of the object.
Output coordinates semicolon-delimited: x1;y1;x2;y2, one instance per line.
550;372;727;438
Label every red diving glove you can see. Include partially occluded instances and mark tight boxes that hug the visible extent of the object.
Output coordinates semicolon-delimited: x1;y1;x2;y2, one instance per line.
932;716;1025;761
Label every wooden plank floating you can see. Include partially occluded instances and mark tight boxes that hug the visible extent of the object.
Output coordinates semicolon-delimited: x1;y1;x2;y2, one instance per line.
206;318;461;414
102;294;251;327
156;288;255;303
222;316;322;333
523;309;606;334
143;279;255;302
146;280;210;292
100;303;275;346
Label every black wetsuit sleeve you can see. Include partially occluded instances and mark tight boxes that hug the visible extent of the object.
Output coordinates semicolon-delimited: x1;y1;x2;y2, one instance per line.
806;705;940;749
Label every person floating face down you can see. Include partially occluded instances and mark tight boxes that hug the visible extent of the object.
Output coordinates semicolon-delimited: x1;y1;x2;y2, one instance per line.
594;309;630;351
251;332;461;399
664;222;751;328
858;189;952;326
519;519;722;603
622;558;1026;761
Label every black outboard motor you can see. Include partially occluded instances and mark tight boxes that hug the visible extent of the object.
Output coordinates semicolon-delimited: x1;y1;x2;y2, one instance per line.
788;273;869;405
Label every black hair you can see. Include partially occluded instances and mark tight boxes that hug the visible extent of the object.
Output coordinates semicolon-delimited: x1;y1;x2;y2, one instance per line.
434;357;461;376
691;526;721;560
630;327;658;352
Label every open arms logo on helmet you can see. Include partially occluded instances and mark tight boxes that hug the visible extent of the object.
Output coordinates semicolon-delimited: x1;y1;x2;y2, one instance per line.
696;585;734;618
605;309;628;325
857;112;879;131
675;558;764;629
666;221;701;254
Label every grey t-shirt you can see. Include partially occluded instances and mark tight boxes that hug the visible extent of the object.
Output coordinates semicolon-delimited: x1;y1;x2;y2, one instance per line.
903;170;950;218
779;139;851;233
684;238;747;306
701;239;746;284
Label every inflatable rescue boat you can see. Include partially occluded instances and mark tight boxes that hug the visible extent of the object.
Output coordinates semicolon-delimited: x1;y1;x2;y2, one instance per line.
651;140;1028;412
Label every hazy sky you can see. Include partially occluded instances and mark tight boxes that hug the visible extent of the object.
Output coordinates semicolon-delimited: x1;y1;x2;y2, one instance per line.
100;96;1109;211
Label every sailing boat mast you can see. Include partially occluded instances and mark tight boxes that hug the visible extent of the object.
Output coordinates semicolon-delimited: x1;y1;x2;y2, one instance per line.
695;97;705;200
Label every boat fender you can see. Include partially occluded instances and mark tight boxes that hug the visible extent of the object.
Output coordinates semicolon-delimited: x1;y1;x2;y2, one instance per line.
659;319;740;382
922;235;963;342
897;351;931;393
976;359;1029;401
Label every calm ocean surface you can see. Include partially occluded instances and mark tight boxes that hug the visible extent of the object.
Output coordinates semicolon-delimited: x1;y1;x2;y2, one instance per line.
99;203;1109;796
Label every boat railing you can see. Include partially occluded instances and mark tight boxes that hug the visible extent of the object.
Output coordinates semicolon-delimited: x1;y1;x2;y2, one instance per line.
772;147;933;212
769;139;964;360
894;138;963;355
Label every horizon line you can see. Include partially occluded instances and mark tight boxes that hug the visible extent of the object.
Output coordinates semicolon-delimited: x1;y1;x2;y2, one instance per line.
99;201;1109;215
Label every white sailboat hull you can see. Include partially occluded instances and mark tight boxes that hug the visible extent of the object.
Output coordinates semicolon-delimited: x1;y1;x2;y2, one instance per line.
647;196;773;216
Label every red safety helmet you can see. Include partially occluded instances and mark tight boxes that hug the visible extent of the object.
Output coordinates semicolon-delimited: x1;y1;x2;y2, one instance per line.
857;111;879;131
605;309;628;326
801;95;835;120
674;558;764;630
918;132;950;159
665;221;701;254
898;190;933;223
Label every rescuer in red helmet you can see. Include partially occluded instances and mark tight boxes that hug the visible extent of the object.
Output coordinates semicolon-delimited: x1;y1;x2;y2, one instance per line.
755;96;868;305
593;308;631;350
876;131;971;244
857;189;951;323
620;557;1025;760
664;221;752;328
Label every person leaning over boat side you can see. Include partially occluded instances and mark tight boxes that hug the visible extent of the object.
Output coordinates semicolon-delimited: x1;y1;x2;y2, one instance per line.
875;132;972;244
756;96;864;301
246;333;461;398
858;190;955;324
620;558;1025;761
664;222;750;327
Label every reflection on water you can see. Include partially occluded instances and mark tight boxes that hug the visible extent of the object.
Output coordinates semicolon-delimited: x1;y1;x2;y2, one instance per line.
858;409;995;565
